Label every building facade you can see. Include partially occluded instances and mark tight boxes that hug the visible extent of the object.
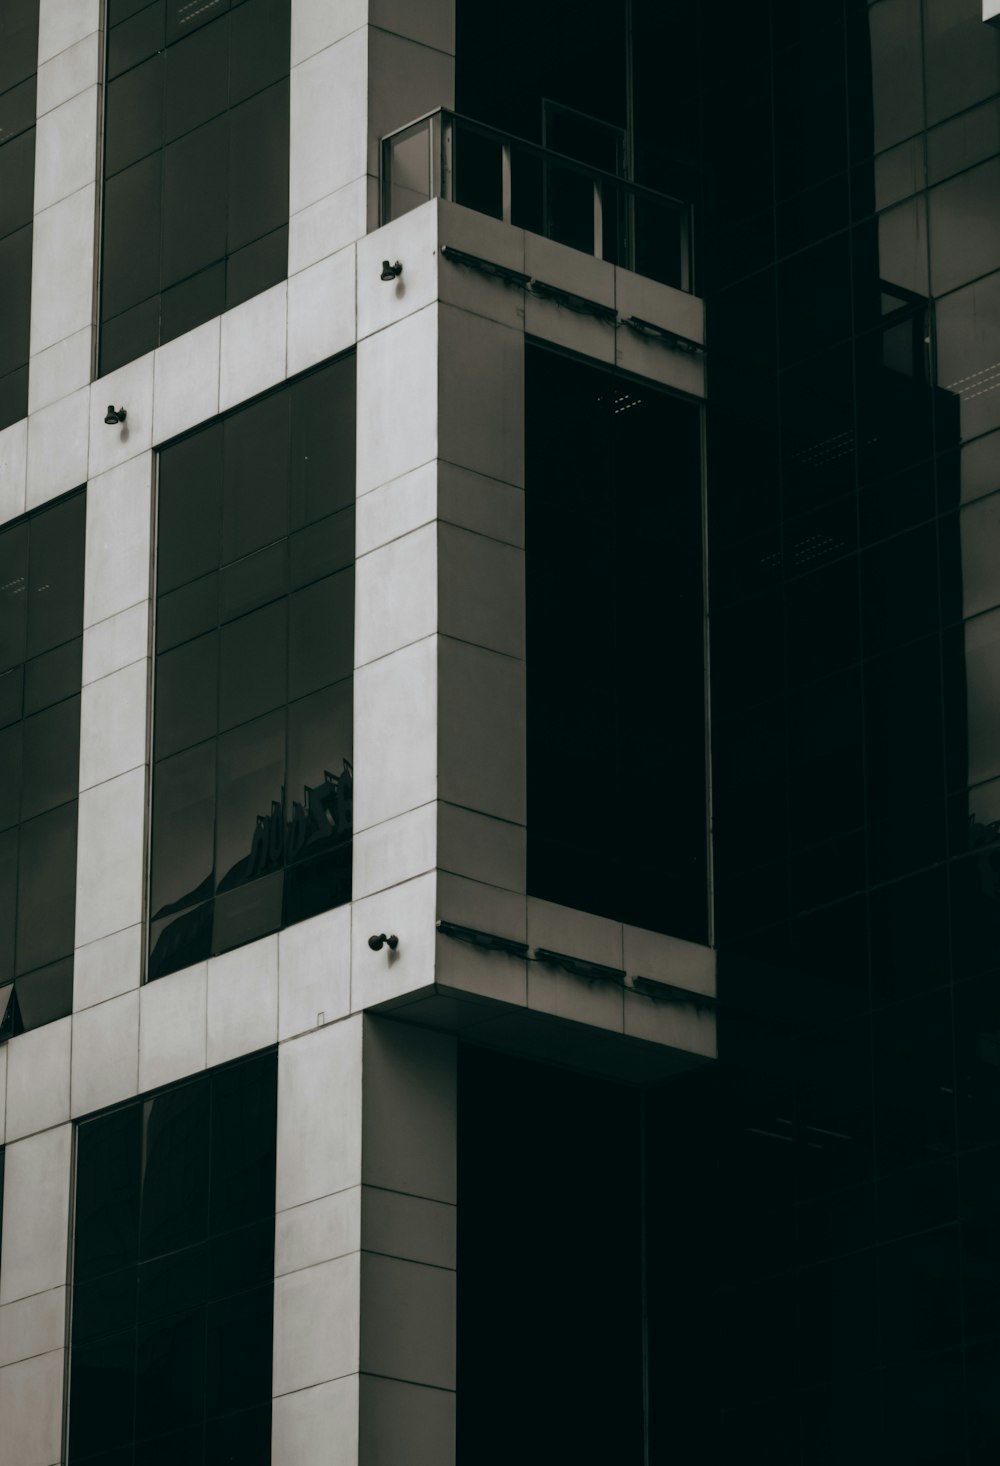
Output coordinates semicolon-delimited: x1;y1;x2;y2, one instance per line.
0;0;998;1461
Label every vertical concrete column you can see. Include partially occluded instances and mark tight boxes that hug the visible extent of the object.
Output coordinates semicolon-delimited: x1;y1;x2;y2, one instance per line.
26;0;102;510
0;1124;72;1466
73;446;153;1046
359;1017;457;1466
435;278;528;959
352;227;441;1010
288;0;455;277
272;1015;364;1464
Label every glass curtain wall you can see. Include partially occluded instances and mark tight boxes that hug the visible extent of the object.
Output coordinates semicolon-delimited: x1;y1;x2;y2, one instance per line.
149;356;355;979
0;0;39;430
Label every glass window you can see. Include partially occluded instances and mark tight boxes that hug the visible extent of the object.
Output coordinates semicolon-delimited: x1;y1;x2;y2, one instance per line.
100;0;290;374
0;0;38;430
150;359;355;979
69;1053;277;1466
0;491;85;1036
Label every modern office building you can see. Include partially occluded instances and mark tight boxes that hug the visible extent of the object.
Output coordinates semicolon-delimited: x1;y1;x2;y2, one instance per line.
0;0;998;1461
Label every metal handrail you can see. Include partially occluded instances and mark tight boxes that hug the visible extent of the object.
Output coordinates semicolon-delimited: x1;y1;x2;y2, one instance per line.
381;107;694;294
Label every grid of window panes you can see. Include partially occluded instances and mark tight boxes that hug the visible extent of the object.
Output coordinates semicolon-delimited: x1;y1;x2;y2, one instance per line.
100;0;290;375
0;0;39;430
68;1050;277;1466
698;0;1000;1459
149;356;354;981
0;490;85;1039
525;346;707;944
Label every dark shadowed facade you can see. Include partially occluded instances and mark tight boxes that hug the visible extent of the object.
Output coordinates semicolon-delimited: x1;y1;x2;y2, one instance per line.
0;1;998;1463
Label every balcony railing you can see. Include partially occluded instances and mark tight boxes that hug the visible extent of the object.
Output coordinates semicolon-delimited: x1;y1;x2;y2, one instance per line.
381;108;694;295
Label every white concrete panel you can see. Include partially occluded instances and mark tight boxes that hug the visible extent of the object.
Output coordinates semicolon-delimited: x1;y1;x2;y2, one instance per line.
272;1253;361;1396
524;290;616;366
614;265;704;347
28;326;91;416
29;184;96;356
289;177;370;275
360;1253;456;1389
275;1186;362;1276
361;1186;456;1269
371;0;455;52
0;1125;71;1305
286;245;356;378
353;802;436;901
353;635;437;833
290;30;368;217
75;765;147;948
367;28;454;177
436;870;525;940
361;1018;456;1203
0;1349;65;1466
4;1018;71;1143
138;962;208;1093
71;989;139;1117
89;352;155;479
73;922;143;1011
437;200;526;331
986;0;1000;22
351;871;437;1010
357;201;438;341
355;520;437;667
623;990;717;1057
152;317;220;447
437;803;525;894
82;602;149;687
37;0;101;65
78;656;148;791
438;522;524;659
206;935;279;1067
615;324;706;398
0;1288;65;1369
273;1374;359;1466
435;924;527;1009
25;386;89;510
524;231;616;306
33;86;98;214
83;453;153;629
0;418;27;527
355;460;437;557
359;1375;455;1466
36;31;100;115
438;306;523;487
527;961;623;1034
219;282;287;411
0;1047;5;1142
356;304;437;494
275;1016;363;1211
290;0;366;66
278;903;352;1041
622;925;716;997
527;897;624;970
437;636;525;825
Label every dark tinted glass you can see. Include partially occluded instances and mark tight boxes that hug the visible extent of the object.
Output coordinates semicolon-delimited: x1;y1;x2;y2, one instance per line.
23;636;83;716
163;14;229;141
152;363;355;972
20;697;80;819
105;55;164;176
16;802;77;975
157;423;223;595
227;81;289;251
101;0;289;369
161;115;228;287
0;128;35;237
0;226;33;384
154;632;219;759
70;1055;277;1463
102;153;163;320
